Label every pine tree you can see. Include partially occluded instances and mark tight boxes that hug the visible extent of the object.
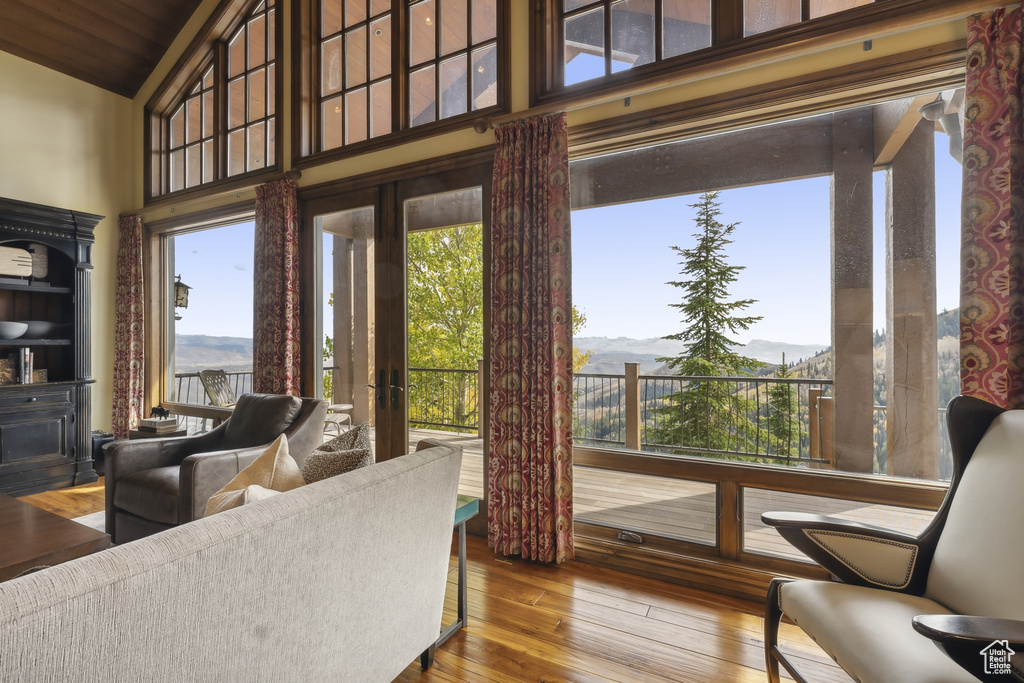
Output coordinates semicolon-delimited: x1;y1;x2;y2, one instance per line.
765;353;800;461
650;191;764;456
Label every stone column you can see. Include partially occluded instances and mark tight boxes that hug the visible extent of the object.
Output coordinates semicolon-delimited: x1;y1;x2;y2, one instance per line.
831;110;876;473
885;119;938;479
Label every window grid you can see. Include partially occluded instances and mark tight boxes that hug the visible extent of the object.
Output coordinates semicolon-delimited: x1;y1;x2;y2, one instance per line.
558;0;872;88
160;0;279;197
169;67;216;193
319;1;393;151
315;0;500;153
227;0;277;176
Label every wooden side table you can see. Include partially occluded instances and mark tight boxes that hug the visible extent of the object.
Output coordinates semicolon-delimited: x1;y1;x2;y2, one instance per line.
128;428;188;439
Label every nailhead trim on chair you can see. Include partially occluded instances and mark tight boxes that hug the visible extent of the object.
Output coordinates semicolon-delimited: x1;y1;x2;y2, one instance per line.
804;530;918;589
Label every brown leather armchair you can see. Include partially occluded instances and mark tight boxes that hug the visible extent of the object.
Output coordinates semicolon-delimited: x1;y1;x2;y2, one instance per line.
104;393;328;544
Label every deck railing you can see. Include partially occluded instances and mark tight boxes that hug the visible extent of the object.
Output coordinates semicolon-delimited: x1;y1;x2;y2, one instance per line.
407;366;480;432
171;371;253;433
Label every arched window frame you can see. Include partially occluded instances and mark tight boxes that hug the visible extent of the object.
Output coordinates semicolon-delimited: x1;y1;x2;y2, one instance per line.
145;0;282;202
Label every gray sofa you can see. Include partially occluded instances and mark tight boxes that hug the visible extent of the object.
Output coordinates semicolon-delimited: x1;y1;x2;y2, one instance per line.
0;439;462;682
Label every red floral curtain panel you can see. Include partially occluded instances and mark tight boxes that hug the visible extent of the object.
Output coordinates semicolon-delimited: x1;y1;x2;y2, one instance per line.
112;215;145;439
488;112;574;564
962;5;1024;408
253;179;302;395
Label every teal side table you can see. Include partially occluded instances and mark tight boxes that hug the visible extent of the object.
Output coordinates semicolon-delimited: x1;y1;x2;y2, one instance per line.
437;495;479;647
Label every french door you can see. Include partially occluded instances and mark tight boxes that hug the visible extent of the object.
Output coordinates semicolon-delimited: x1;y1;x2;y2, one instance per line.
302;165;491;475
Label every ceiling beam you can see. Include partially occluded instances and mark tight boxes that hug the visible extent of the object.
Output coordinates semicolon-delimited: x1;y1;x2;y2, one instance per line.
873;93;936;167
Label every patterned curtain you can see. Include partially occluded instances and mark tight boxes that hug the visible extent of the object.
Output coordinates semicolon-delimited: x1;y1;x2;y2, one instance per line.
112;215;145;439
253;179;302;396
961;5;1024;408
488;112;574;564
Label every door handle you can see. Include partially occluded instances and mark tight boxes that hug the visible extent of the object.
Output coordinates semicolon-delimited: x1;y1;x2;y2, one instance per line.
389;369;404;410
366;369;386;408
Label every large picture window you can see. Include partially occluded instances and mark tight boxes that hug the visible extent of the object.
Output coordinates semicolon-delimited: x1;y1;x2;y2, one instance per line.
147;0;280;199
298;0;505;159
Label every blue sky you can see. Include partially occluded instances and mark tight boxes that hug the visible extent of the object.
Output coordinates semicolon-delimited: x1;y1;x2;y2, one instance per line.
572;133;962;346
172;133;961;350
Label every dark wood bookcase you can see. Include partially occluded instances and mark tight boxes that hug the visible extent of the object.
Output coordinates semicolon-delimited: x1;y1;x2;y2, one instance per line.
0;197;100;495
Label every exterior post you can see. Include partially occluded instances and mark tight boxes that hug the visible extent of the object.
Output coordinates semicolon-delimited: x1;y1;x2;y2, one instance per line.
885;119;938;479
625;362;641;450
830;110;876;473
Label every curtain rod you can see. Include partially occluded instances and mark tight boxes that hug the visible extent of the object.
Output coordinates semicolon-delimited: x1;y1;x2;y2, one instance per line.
474;0;1002;133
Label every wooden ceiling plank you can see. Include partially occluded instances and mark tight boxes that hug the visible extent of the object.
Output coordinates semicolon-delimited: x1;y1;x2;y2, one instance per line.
0;35;128;96
17;0;164;63
0;10;146;97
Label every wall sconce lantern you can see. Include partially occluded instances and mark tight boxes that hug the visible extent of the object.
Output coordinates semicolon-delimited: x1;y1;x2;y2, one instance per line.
173;275;192;309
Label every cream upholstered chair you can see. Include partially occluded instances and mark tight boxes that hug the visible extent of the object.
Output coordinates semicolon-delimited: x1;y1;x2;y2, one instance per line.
762;395;1024;683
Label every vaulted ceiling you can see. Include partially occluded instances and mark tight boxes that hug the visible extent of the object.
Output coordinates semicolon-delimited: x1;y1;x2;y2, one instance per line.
0;0;204;98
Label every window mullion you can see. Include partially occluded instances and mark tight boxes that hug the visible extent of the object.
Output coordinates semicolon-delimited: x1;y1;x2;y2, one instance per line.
216;43;228;182
604;0;612;77
395;3;407;131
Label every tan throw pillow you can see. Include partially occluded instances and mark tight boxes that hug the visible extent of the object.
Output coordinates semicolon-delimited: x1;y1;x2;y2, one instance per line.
301;422;373;483
205;434;305;516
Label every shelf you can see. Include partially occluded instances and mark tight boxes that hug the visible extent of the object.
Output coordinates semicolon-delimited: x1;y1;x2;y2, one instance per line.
0;339;71;346
0;283;71;294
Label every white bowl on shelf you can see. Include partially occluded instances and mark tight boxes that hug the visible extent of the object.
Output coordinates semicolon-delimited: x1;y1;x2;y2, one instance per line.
16;321;57;339
0;322;28;340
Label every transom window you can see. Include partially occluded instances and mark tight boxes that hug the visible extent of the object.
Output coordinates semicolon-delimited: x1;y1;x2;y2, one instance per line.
554;0;873;88
148;0;280;199
306;0;503;157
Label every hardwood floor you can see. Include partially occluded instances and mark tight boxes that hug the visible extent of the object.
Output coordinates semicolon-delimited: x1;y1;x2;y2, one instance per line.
23;478;850;682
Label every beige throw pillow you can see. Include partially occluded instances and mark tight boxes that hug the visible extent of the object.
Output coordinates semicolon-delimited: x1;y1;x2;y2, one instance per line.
205;434;305;516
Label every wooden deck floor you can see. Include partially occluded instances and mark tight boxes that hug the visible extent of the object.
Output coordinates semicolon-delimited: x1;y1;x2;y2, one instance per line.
409;428;936;562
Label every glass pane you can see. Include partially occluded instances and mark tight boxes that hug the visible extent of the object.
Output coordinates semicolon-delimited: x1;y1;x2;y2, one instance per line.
743;488;934;561
577;467;718;545
471;44;496;110
229;77;246;129
409;65;436;126
744;0;800;36
203;91;214;137
346;88;368;144
267;116;276;165
229;30;246;77
318;207;376;424
186;144;201;187
268;63;276;115
170;149;184;192
810;0;872;18
249;15;267;67
471;0;495;43
370;16;391;79
202;139;214;183
322;36;343;95
249;68;267;121
611;0;655;70
663;0;712;59
186;96;202;143
202;67;214;89
346;0;366;26
323;0;343;36
371;0;390;15
228;129;245;175
440;0;467;56
564;7;604;86
170;106;184;148
268;8;276;60
409;0;436;67
346;26;368;87
371;79;391;137
322;96;344;150
565;0;601;10
169;223;255;418
440;54;467;119
248;121;266;170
